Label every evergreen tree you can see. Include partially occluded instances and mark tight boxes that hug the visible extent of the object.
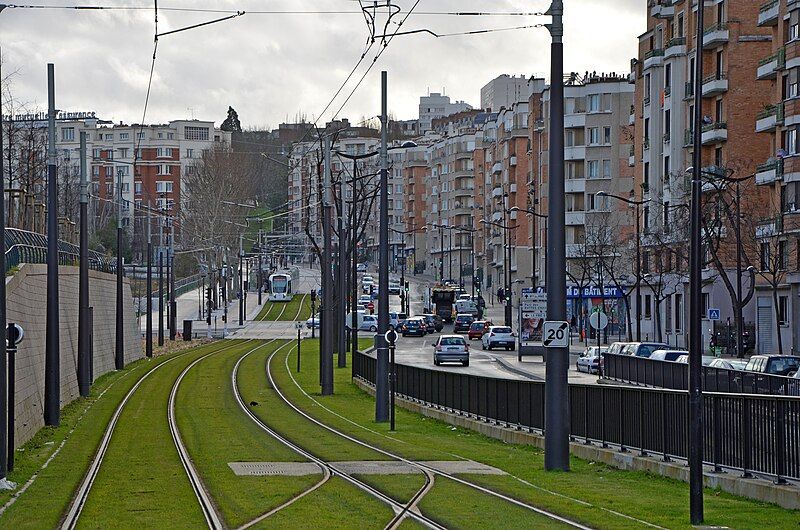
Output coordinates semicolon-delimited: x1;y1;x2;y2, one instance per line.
220;106;242;132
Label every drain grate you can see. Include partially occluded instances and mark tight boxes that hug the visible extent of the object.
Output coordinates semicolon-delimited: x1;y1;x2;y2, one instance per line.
227;460;507;477
228;462;322;476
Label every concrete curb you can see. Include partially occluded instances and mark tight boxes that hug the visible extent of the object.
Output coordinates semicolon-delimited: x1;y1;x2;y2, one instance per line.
491;355;543;381
353;378;800;510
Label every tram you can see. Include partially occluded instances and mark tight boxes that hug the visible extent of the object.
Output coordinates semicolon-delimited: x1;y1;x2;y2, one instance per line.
268;267;300;301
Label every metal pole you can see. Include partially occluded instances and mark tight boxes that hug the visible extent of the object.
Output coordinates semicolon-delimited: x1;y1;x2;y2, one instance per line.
689;0;706;522
439;228;444;281
636;203;642;341
321;135;334;395
351;159;359;358
239;235;244;326
375;70;390;422
297;326;301;372
258;253;263;306
44;63;60;426
544;1;569;471
735;184;743;358
169;225;176;341
0;56;7;481
115;166;124;369
158;251;164;346
389;336;396;431
78;133;91;393
338;175;347;367
6;332;14;473
146;202;153;357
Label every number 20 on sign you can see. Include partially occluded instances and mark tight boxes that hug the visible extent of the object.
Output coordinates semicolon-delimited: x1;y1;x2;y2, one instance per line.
543;321;570;348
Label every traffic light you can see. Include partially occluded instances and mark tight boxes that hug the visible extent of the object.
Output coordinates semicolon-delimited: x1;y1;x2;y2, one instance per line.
404;281;409;291
310;289;317;302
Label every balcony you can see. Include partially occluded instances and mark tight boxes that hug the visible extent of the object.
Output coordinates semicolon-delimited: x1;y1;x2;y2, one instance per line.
643;48;664;69
757;1;779;27
565;178;586;193
703;23;729;47
684;81;695;100
755;158;783;185
492;162;502;174
701;72;728;97
701;122;727;144
629;145;636;167
564;113;586;128
491;186;504;198
783;156;800;183
453;187;474;198
684;129;695;146
628;105;635;125
757;48;784;80
664;36;687;59
565;211;586;225
565;145;586;160
509;155;518;166
491;211;503;222
650;0;675;18
755;103;784;132
510;183;518;193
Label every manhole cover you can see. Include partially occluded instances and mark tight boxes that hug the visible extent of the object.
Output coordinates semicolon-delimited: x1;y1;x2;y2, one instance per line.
228;462;321;476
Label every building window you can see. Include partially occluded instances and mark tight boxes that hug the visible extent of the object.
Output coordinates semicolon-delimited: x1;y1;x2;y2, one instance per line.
121;182;130;192
587;94;600;112
603;126;611;144
602;159;611;179
61;127;75;142
120;132;129;140
760;242;771;270
185;126;209;141
186;148;194;158
137;132;145;140
701;292;710;317
665;295;673;332
156;181;173;193
135;182;143;195
778;240;788;270
588;127;599;145
663;201;670;233
92;166;100;176
642;251;650;273
119;148;129;159
644;162;650;189
674;293;683;332
106;183;113;195
92;148;101;159
665;63;672;89
643;205;650;232
158;165;174;176
167;132;174;140
778;295;789;325
116;166;130;177
789;10;799;42
644;295;652;319
156;147;173;158
786;127;798;156
587;160;599;179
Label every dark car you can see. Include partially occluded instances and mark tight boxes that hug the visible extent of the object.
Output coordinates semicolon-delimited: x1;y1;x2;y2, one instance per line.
420;314;444;333
453;314;475;333
745;355;800;376
401;317;426;337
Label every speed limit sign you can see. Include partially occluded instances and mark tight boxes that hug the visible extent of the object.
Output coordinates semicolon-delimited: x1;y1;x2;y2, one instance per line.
543;321;569;348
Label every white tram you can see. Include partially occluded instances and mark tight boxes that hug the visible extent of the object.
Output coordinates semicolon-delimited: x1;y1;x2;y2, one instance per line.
268;267;300;301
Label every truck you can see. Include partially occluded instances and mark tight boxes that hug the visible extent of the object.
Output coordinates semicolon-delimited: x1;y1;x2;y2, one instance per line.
429;286;457;323
455;299;479;317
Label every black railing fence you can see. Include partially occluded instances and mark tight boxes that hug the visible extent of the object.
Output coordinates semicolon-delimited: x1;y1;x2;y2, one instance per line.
4;228;115;273
353;350;800;483
603;353;800;396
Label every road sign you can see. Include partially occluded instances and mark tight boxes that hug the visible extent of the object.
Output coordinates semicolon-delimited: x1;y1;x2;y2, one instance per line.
543;321;569;348
295;321;304;330
520;292;547;319
589;311;609;330
708;308;721;321
385;329;398;344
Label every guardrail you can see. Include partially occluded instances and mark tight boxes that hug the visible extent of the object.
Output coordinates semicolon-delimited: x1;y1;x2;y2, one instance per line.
603;353;800;396
3;227;115;273
353;350;800;483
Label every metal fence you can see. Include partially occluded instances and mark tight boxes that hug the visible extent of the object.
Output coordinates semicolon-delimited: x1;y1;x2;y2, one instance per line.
603;353;800;396
353;350;800;483
4;228;115;273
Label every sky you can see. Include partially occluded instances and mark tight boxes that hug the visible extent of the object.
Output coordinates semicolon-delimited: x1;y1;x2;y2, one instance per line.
1;0;645;130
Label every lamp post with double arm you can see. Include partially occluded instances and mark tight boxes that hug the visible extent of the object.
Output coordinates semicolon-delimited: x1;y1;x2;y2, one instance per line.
509;206;548;292
479;219;518;326
596;191;649;342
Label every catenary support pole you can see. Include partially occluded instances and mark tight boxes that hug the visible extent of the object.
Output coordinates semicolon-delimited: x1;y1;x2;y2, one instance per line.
78;132;91;392
169;219;176;340
321;135;334;395
146;201;153;357
689;0;706;522
115;166;124;369
239;235;244;326
544;1;569;471
376;70;390;422
44;63;60;426
351;158;359;359
0;55;7;482
158;250;164;346
338;174;347;367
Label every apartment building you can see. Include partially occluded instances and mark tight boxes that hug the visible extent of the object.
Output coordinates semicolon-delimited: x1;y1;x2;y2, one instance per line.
6;113;229;248
528;74;635;337
634;0;773;348
481;74;530;112
417;93;473;134
752;0;800;354
401;144;431;273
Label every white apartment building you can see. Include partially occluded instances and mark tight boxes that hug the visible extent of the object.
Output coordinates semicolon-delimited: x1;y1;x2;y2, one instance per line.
417;93;473;134
480;74;530;112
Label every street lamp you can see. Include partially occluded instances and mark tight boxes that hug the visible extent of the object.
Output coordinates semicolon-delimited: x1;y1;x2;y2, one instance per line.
596;191;649;342
479;218;518;326
390;224;426;315
509;206;548;291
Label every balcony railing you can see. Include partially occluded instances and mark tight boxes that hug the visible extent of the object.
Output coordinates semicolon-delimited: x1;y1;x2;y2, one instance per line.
756;102;785;121
701;122;727;133
684;129;694;146
703;22;728;35
758;47;786;68
684;81;694;99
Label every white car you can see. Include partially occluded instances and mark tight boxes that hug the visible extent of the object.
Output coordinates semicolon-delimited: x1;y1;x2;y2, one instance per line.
358;294;373;308
356;263;368;272
576;346;608;374
305;315;320;329
359;314;378;332
482;326;516;351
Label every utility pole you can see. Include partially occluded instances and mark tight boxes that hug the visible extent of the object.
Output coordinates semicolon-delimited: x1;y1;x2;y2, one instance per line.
239;234;244;326
351;158;359;359
158;248;164;346
0;55;7;482
169;217;176;341
78;132;91;393
44;63;60;427
115;167;124;369
376;70;390;422
145;201;153;358
321;135;334;395
544;1;569;471
689;0;706;522
338;170;347;367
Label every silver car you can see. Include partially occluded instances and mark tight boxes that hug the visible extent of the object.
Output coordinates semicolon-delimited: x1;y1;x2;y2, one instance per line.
433;334;470;367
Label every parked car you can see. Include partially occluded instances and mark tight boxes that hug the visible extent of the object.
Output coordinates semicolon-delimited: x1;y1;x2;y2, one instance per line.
453;313;476;333
401;317;427;337
387;311;400;330
305;315;320;329
675;355;717;366
621;342;671;358
576;346;608;374
649;349;689;362
358;294;372;308
607;342;633;356
708;358;748;371
359;314;378;332
388;283;401;295
433;334;470;366
468;320;493;340
420;314;444;333
482;326;516;351
744;355;800;376
356;263;368;273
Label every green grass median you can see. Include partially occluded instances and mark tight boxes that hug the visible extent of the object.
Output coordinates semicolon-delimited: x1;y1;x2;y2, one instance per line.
272;339;800;529
256;293;310;321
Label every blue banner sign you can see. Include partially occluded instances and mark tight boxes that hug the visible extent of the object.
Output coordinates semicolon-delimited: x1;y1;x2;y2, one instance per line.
566;286;625;299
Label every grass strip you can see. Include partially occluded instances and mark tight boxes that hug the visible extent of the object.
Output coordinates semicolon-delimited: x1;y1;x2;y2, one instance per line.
75;342;242;528
350;473;426;504
175;340;321;527
278;341;800;529
0;341;224;529
256;294;310;322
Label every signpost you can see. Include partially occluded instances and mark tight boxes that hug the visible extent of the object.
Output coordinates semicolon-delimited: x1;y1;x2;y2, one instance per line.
707;308;721;321
295;321;303;372
589;311;609;330
385;328;398;431
543;321;569;348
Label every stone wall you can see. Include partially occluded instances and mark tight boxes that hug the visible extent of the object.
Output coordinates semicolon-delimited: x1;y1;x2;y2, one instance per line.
7;264;141;446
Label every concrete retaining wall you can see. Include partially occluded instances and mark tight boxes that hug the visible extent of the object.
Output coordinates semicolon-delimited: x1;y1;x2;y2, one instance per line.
7;264;141;446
